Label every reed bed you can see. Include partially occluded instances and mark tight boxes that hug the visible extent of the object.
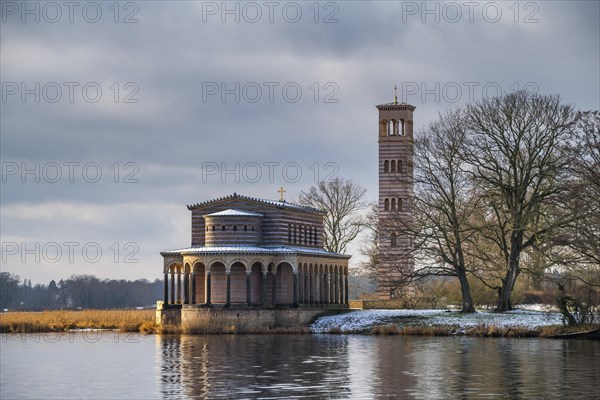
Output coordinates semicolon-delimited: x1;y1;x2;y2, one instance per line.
0;309;157;333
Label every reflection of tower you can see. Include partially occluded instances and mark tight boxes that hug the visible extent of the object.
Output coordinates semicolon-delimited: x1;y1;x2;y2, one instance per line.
376;93;415;300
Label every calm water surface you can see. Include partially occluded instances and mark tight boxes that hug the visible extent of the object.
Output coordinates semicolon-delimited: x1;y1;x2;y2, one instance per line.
1;333;599;399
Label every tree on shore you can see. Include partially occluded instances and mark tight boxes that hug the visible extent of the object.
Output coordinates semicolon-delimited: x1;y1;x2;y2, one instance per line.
464;91;578;311
298;177;368;253
380;109;479;312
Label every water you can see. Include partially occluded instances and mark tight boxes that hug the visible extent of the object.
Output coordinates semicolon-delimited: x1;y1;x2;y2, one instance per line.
1;333;599;399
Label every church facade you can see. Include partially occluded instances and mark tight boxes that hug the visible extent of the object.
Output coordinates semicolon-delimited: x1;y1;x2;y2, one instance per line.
160;193;351;309
377;100;416;300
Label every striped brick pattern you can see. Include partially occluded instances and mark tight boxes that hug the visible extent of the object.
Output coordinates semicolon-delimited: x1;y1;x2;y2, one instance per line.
376;102;416;300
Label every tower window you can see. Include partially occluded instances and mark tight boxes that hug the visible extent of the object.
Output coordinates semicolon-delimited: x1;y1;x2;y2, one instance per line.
391;160;396;173
212;226;215;231
391;233;397;247
391;198;396;211
288;224;291;243
221;225;226;231
398;160;403;173
400;119;405;136
398;198;403;211
252;226;255;231
294;225;297;243
233;225;237;231
384;198;389;211
384;160;389;173
244;225;247;231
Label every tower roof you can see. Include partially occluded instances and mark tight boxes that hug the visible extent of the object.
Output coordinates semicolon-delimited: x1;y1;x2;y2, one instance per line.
376;102;416;111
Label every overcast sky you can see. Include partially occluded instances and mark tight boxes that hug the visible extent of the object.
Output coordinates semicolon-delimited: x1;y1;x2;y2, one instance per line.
1;0;599;284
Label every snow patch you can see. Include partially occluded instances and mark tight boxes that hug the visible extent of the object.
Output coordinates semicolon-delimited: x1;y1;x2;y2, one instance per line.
311;309;563;333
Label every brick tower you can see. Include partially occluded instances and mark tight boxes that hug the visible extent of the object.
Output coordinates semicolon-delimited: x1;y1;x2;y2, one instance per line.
376;92;415;299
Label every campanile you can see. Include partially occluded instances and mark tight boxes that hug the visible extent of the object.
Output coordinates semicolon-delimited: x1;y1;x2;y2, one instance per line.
376;93;415;299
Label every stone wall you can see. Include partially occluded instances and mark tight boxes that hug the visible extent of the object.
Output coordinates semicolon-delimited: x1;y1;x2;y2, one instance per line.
348;300;405;309
179;306;344;333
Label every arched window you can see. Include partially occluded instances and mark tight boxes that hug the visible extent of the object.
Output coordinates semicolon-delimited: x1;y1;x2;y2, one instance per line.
244;225;248;231
391;198;396;211
288;224;292;243
391;233;397;247
398;198;403;211
221;225;226;231
252;225;255;231
391;160;396;173
299;225;303;244
308;227;312;245
398;160;403;173
233;225;237;231
304;226;308;244
314;228;318;245
384;160;389;173
384;198;389;211
294;225;297;243
387;121;392;136
206;226;209;232
212;226;215;231
392;119;399;135
400;119;405;136
380;119;388;136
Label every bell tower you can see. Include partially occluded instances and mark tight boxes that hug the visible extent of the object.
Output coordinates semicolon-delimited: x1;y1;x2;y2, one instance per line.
376;90;415;300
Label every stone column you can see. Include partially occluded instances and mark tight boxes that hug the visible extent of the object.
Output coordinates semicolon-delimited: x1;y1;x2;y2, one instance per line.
183;271;189;304
271;272;277;304
246;272;251;306
339;272;344;305
226;272;231;307
334;272;339;304
205;272;212;305
191;272;197;304
261;272;268;306
308;272;313;304
293;272;298;307
344;272;349;304
176;271;182;304
163;273;168;304
170;271;175;304
325;272;331;304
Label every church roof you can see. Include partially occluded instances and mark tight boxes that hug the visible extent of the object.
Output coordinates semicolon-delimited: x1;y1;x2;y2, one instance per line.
204;209;263;218
160;245;351;259
187;193;322;214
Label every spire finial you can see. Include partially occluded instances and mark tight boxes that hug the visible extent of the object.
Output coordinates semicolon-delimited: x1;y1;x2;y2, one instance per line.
394;84;398;105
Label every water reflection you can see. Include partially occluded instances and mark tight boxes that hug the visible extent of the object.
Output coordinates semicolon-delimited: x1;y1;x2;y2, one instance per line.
159;335;600;399
159;335;352;399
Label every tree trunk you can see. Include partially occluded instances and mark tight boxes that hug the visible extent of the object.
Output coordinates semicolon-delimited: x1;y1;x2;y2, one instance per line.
456;268;475;313
496;232;523;312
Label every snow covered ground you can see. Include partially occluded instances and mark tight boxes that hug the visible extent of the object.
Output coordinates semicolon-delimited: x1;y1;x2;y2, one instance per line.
311;307;564;333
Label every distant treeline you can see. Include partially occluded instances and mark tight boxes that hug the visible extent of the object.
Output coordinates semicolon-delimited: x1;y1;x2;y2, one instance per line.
0;272;162;310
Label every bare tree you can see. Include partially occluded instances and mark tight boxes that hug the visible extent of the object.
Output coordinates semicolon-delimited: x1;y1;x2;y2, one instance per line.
464;90;578;311
298;178;367;253
385;109;480;312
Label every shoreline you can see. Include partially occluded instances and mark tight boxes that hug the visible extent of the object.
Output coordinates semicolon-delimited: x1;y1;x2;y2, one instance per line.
1;309;598;339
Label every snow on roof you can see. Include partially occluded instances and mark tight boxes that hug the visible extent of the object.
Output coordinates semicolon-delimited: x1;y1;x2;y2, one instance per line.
160;245;350;258
187;193;322;213
204;209;263;218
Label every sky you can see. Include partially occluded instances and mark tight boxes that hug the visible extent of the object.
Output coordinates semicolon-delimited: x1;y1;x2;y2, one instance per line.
1;0;599;284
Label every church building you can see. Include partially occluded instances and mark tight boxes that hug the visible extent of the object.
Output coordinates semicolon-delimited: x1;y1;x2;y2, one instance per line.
160;193;351;309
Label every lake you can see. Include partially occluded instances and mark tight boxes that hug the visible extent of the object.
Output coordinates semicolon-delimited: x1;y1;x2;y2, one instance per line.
1;333;599;399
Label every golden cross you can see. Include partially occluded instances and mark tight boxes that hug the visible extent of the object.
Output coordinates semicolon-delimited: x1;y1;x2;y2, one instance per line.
394;84;398;105
278;186;286;202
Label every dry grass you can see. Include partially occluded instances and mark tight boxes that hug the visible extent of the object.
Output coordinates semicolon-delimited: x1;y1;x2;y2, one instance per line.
0;310;156;333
